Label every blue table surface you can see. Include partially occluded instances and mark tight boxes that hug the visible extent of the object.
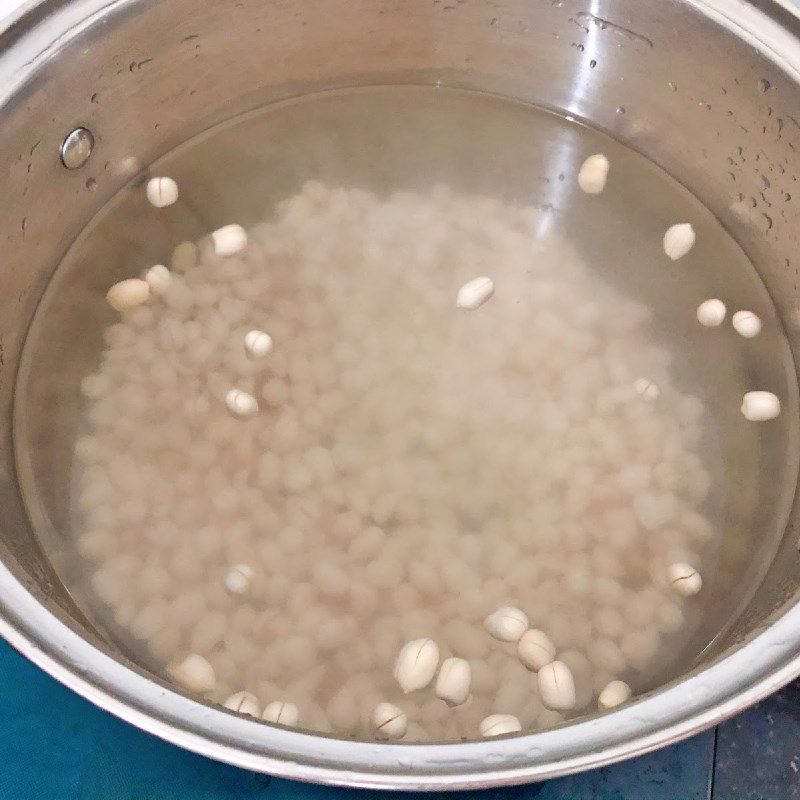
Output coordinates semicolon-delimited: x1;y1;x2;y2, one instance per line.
0;638;797;799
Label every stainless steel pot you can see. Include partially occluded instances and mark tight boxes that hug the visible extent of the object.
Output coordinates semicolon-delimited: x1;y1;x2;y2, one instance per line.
3;0;800;788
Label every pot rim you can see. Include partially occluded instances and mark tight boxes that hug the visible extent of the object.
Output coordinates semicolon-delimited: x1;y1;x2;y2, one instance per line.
3;0;800;788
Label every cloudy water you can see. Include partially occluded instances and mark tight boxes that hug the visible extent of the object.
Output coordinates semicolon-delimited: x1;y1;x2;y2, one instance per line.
14;86;798;741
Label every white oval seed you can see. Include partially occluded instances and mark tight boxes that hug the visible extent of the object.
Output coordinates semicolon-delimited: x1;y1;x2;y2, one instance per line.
394;638;439;693
517;629;556;671
732;310;762;338
244;330;273;359
668;562;703;596
435;657;471;706
106;279;150;312
262;701;299;726
212;224;248;256
456;276;495;310
696;298;726;327
372;702;408;739
145;264;172;295
663;223;696;260
225;388;258;419
577;153;610;194
146;176;179;208
633;378;660;401
224;563;253;594
479;714;522;737
741;391;780;421
598;680;632;709
538;660;576;710
484;606;528;642
168;653;216;693
223;690;260;717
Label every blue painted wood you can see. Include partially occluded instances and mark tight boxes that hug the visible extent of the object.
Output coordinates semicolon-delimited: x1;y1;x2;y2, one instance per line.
713;678;800;799
0;642;270;799
537;733;714;800
0;640;714;799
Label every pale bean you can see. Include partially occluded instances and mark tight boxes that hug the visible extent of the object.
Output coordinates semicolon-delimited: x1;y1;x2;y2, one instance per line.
145;264;172;295
537;661;576;710
225;388;258;419
732;309;762;338
146;176;178;207
394;638;439;693
223;690;261;717
484;606;528;642
741;391;780;421
517;629;556;671
106;279;150;312
696;299;726;327
262;700;299;727
169;654;216;693
372;702;407;739
577;154;610;194
479;714;521;737
224;563;253;595
633;378;660;401
212;224;248;256
598;680;632;709
435;657;471;706
244;330;273;358
456;276;495;310
668;562;703;596
662;222;696;260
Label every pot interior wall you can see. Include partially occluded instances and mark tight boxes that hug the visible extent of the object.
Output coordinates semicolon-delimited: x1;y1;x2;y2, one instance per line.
2;0;800;774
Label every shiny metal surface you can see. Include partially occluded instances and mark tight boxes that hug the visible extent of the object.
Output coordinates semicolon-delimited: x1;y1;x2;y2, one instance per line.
59;126;94;170
3;0;800;788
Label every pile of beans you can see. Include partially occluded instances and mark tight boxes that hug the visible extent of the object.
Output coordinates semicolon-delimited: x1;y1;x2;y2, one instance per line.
75;175;725;741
